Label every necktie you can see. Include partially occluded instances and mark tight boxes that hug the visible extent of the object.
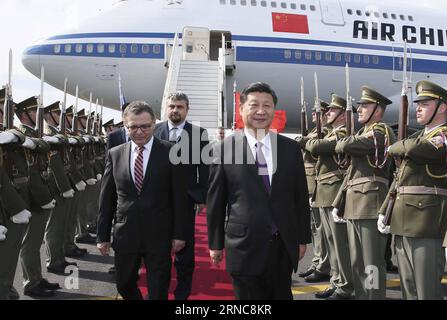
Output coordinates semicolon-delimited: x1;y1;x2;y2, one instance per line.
256;142;278;235
169;127;178;143
134;146;145;193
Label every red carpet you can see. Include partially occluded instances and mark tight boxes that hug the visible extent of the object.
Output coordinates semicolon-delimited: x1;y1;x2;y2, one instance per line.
137;210;235;300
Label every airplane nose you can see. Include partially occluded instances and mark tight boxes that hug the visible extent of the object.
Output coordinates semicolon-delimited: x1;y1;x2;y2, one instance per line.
22;46;41;78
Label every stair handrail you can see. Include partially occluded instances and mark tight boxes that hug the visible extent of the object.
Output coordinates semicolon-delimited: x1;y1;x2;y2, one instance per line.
161;32;181;121
217;33;227;128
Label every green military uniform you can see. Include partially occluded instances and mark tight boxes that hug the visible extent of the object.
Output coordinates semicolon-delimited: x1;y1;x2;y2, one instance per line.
295;101;331;278
334;87;396;300
382;80;447;300
306;94;353;299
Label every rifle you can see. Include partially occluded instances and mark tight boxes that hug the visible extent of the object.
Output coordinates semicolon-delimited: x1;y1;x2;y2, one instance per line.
345;64;354;137
314;72;322;139
93;98;99;136
383;41;409;226
300;77;308;137
60;78;68;135
86;92;93;135
35;65;45;138
3;49;14;130
72;85;79;135
98;98;104;136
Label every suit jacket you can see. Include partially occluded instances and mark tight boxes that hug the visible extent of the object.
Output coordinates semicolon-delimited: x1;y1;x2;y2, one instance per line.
154;121;209;204
207;131;311;276
107;127;127;150
97;137;188;254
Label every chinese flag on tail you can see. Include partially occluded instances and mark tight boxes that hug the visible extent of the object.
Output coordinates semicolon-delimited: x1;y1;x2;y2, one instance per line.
233;92;287;133
272;12;309;34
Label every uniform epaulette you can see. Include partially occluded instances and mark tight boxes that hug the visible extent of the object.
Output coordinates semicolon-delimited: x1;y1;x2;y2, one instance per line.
371;122;388;135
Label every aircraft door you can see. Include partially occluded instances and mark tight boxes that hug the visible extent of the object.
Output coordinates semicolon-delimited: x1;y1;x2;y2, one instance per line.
182;27;210;61
319;0;345;26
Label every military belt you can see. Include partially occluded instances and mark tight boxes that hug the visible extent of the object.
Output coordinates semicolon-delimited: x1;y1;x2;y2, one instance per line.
398;186;447;197
316;170;346;181
347;176;388;187
13;177;30;185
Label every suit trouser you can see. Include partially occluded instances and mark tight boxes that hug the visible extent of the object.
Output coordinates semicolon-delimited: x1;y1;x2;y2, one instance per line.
20;208;51;291
231;235;293;300
346;219;387;300
114;250;172;300
319;207;339;289
87;182;100;226
65;190;82;250
310;206;330;275
173;198;196;300
45;195;72;268
0;222;26;299
395;236;445;300
322;207;353;297
77;183;96;237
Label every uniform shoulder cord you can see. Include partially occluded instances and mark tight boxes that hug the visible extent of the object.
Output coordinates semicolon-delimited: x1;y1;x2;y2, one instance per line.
366;122;391;169
425;126;447;179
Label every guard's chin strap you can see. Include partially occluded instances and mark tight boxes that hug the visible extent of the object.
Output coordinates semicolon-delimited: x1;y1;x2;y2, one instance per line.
24;111;36;128
424;99;444;126
365;104;379;125
327;109;343;126
49;112;58;126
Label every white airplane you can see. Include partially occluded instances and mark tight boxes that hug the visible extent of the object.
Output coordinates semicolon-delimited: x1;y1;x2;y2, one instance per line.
21;0;447;131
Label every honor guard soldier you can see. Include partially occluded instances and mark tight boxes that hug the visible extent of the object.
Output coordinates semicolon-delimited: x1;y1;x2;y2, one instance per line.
379;80;447;300
103;119;115;134
295;100;331;282
333;86;396;300
306;94;353;300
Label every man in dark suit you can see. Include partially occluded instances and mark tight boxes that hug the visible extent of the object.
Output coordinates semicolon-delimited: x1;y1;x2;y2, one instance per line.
154;92;209;300
207;82;311;300
97;101;188;300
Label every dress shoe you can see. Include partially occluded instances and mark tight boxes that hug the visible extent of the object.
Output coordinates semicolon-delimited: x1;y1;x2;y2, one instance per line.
8;286;20;300
315;286;336;299
75;234;96;244
86;224;97;234
40;279;61;290
326;292;351;300
304;271;330;283
47;265;67;276
63;261;78;267
298;268;315;278
65;247;86;258
386;263;398;273
24;283;55;298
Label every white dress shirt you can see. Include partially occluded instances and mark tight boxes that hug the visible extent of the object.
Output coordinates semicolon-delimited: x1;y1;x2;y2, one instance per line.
244;129;273;183
130;137;154;184
168;121;186;141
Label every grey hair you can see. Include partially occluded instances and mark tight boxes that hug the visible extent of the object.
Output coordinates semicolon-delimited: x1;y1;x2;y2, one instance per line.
167;92;189;108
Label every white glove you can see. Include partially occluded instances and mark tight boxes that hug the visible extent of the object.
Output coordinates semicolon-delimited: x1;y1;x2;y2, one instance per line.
86;178;97;186
377;214;390;234
62;189;75;199
75;181;87;191
68;138;78;145
0;132;19;144
43;136;60;144
82;136;90;143
41;199;56;210
10;210;32;224
331;208;347;224
96;174;102;181
22;137;37;150
94;137;100;143
0;225;7;241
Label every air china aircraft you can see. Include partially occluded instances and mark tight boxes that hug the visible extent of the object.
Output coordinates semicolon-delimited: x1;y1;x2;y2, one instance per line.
21;0;447;131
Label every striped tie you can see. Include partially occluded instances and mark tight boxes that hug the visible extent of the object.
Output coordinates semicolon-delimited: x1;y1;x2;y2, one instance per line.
134;146;145;193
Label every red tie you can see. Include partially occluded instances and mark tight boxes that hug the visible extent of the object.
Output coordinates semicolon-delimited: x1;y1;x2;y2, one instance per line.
134;146;145;193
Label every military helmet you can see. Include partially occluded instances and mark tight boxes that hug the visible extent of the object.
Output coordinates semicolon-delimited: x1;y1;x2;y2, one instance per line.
357;86;392;107
15;96;39;115
102;119;114;128
414;80;447;103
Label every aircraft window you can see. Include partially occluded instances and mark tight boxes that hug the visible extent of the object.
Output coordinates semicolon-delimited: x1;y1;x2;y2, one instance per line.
325;52;332;61
356;10;362;16
54;45;61;54
372;56;379;64
241;0;247;6
347;9;353;15
120;44;127;54
142;44;150;54
374;12;380;18
97;44;105;53
391;13;397;19
261;0;267;7
399;14;405;20
365;11;371;17
344;54;351;63
382;13;388;19
64;44;72;54
251;0;257;6
305;51;312;60
408;15;413;21
230;0;236;5
109;44;116;54
281;2;286;8
300;4;306;10
315;52;322;61
220;0;226;4
86;44;94;53
271;1;277;8
335;53;341;62
284;50;291;59
364;55;370;64
131;44;138;54
75;44;83;53
295;50;302;59
290;3;296;9
354;55;361;64
153;45;161;54
310;5;316;11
